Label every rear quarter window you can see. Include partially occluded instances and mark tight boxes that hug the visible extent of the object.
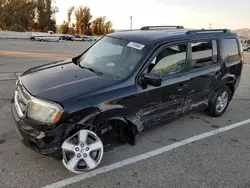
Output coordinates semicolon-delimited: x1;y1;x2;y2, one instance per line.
223;38;240;63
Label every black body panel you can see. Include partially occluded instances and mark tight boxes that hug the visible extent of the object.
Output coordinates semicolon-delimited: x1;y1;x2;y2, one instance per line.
11;29;243;157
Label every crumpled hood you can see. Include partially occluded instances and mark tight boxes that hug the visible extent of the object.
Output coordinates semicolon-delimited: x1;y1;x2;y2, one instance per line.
20;59;117;102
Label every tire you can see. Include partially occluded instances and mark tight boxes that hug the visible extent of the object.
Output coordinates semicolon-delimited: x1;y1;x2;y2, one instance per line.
61;129;104;174
208;86;231;117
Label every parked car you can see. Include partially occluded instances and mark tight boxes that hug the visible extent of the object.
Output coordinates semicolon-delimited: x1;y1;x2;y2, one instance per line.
241;39;250;51
59;35;68;40
82;36;96;41
11;26;243;174
69;35;83;41
34;36;60;42
59;35;74;41
242;45;248;51
31;31;60;42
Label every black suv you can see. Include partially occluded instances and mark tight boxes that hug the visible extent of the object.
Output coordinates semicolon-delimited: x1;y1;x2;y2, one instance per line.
11;26;243;173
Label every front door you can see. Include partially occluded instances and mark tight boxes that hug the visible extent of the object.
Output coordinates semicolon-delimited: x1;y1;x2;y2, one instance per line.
137;43;190;128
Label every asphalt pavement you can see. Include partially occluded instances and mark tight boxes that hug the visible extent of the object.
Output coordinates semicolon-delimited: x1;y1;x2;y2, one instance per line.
0;39;250;188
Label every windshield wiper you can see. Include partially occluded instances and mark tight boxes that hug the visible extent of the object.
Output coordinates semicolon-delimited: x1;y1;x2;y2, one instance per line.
72;56;103;76
78;64;103;76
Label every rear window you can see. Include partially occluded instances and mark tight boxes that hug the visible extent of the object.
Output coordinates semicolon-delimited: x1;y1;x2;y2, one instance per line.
223;38;240;62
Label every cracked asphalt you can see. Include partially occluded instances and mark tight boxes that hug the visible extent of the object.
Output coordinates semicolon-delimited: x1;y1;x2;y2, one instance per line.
0;39;250;188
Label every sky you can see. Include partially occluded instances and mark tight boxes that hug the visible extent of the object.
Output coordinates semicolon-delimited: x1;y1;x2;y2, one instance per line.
55;0;250;30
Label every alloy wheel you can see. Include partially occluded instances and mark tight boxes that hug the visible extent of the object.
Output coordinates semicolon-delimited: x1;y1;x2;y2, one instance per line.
61;129;104;174
215;91;229;113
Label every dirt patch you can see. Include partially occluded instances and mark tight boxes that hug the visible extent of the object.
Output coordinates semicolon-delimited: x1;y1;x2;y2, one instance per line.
0;139;6;144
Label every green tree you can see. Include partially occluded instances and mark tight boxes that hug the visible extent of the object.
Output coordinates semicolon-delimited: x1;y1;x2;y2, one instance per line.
37;0;58;32
0;0;37;31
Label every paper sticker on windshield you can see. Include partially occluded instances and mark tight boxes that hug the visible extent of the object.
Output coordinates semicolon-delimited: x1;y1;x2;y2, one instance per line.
127;42;145;50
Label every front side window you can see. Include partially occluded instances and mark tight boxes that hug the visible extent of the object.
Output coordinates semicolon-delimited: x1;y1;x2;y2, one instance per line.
223;38;240;62
191;40;217;68
79;37;146;80
149;44;187;77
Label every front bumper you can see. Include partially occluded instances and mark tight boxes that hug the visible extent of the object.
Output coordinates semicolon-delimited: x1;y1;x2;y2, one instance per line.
11;100;70;158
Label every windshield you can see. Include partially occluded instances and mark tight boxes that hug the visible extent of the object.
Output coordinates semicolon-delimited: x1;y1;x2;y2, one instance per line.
79;36;146;80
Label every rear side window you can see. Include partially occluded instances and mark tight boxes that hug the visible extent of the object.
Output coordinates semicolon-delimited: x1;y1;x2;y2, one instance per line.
191;40;217;68
223;38;240;62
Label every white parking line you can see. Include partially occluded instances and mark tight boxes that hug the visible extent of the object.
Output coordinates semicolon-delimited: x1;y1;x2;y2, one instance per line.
42;118;250;188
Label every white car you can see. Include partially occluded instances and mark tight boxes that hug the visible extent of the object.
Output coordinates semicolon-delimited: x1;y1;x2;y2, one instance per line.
34;36;60;42
70;35;83;41
82;36;95;41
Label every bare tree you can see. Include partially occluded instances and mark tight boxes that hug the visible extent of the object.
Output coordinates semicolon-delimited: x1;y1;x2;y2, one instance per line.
67;6;74;28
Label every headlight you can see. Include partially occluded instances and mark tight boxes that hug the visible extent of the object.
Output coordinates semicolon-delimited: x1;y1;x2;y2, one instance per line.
27;98;63;124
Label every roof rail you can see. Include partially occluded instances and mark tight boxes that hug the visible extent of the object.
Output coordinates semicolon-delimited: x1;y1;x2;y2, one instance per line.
186;29;231;34
140;25;184;30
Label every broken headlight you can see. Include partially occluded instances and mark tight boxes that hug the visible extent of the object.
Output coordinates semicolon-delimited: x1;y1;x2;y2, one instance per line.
27;98;63;124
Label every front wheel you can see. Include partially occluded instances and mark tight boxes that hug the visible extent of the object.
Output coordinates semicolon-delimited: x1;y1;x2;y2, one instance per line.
208;86;231;117
61;129;104;174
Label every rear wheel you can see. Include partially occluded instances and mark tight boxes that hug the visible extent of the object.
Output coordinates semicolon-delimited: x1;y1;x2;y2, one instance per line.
208;86;231;117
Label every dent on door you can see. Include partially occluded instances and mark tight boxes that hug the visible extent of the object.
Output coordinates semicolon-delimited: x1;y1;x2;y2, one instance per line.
134;73;190;129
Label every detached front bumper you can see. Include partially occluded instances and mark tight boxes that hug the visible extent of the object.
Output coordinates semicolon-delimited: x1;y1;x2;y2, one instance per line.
11;100;68;158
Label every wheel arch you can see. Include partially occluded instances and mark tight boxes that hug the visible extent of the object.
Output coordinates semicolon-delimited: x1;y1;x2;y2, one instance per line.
75;108;139;145
219;73;236;99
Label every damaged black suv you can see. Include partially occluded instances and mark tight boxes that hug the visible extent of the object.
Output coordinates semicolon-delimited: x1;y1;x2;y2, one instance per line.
11;26;243;173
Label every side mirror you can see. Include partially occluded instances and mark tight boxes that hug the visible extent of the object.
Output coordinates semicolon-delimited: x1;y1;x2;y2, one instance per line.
142;73;162;87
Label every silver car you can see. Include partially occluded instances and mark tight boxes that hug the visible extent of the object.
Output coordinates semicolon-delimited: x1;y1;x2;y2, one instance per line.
34;36;60;42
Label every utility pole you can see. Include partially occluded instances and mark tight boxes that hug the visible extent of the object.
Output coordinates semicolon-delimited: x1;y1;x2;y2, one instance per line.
209;23;212;29
130;16;133;30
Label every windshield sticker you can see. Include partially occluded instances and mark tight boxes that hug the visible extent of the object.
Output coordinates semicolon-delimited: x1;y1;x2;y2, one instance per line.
127;42;145;50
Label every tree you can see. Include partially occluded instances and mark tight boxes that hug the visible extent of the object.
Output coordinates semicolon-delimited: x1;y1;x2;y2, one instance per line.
92;17;105;35
67;6;74;28
37;0;58;32
91;17;113;35
0;0;37;31
60;20;69;34
75;6;92;35
104;21;113;34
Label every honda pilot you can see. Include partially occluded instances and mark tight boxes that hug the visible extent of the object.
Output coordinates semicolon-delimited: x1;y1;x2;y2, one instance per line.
11;26;243;173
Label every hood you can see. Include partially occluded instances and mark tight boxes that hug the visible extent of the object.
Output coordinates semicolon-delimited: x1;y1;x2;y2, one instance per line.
20;60;117;102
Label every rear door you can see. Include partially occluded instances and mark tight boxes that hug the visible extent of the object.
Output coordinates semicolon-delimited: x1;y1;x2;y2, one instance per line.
186;39;219;111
